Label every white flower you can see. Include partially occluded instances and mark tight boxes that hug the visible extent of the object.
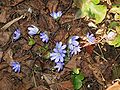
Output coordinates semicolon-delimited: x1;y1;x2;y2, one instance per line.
28;25;39;36
50;11;62;19
106;31;117;41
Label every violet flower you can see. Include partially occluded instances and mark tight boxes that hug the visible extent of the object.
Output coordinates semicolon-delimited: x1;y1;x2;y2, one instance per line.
70;45;81;55
50;11;62;19
86;32;96;44
68;36;81;55
11;61;21;73
28;25;39;36
54;62;64;72
13;29;21;40
40;32;49;43
50;42;66;63
68;36;79;50
106;31;117;41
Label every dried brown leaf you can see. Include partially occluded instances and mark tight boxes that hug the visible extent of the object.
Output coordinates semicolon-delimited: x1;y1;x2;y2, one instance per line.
0;8;7;23
0;76;13;90
58;80;74;90
0;32;11;47
47;0;59;12
106;81;120;90
42;74;56;85
32;85;49;90
3;48;13;64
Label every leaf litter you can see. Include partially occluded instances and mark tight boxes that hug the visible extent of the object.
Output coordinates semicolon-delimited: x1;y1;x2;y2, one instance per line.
0;0;120;90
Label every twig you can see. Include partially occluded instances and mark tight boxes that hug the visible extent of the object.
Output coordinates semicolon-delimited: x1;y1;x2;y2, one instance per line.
93;50;108;62
32;71;37;88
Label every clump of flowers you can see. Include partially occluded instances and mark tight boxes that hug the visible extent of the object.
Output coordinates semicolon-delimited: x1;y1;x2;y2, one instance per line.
50;42;66;72
28;25;39;36
13;29;21;41
86;32;96;44
68;36;81;55
40;32;49;43
10;61;21;73
50;11;62;20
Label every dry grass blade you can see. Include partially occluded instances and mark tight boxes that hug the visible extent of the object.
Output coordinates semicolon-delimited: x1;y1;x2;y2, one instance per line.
1;15;24;30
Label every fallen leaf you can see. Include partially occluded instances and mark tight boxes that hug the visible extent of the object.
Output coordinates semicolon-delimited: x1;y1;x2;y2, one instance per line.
85;45;94;55
58;80;74;90
0;76;13;90
0;8;7;23
47;0;58;13
106;81;120;90
32;85;49;90
3;48;13;64
0;32;11;47
10;0;24;6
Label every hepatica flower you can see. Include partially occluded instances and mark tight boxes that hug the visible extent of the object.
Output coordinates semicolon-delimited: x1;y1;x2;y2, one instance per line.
50;11;62;20
54;62;64;72
86;32;96;44
40;32;49;43
68;36;81;55
106;31;117;41
28;25;39;36
13;29;21;41
70;45;81;55
68;36;79;50
50;42;66;63
11;61;21;73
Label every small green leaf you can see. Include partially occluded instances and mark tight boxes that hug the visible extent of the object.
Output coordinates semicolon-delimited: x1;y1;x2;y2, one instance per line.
77;73;84;80
73;68;80;74
73;76;83;90
109;22;119;29
91;0;100;4
28;38;35;46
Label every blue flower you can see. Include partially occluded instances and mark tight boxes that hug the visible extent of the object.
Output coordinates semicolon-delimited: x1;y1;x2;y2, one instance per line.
40;32;49;43
28;25;39;36
70;45;81;55
86;32;96;44
50;42;66;63
50;11;62;19
10;61;21;73
68;36;81;55
13;29;21;40
54;62;64;72
106;31;117;41
54;42;66;53
68;36;79;50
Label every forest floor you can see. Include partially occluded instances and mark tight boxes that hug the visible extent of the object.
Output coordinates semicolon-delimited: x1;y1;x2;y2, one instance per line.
0;0;120;90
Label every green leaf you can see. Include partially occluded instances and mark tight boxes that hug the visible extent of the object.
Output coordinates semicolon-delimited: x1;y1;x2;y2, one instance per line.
28;38;35;46
73;68;80;74
110;6;120;14
109;22;120;29
77;73;84;80
116;26;120;34
91;0;100;4
72;75;83;90
75;0;107;24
